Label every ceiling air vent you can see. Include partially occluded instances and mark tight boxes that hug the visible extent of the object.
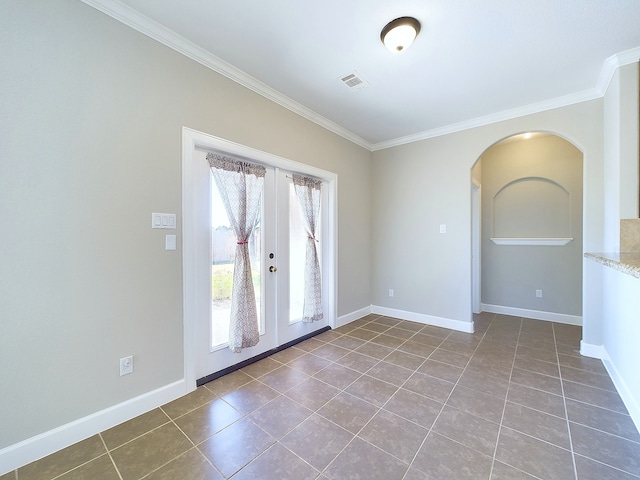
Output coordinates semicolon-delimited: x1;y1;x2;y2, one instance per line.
339;71;370;91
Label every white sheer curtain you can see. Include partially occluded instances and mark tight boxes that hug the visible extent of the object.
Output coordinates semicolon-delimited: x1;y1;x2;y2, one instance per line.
292;174;323;322
207;153;265;352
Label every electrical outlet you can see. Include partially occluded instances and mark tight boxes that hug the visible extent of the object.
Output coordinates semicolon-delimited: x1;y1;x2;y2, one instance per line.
120;356;134;376
388;289;394;297
536;289;543;298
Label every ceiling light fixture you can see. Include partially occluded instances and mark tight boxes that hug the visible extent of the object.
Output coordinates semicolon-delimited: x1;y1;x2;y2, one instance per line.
380;16;421;52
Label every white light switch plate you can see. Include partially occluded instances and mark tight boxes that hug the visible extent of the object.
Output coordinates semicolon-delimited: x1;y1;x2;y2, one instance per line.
165;234;177;250
152;213;176;229
440;224;447;234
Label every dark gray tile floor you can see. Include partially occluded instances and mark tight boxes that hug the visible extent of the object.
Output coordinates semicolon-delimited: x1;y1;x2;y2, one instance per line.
8;313;640;479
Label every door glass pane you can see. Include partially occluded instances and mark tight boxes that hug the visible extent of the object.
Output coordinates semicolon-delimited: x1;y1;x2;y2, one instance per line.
289;182;321;323
211;173;263;349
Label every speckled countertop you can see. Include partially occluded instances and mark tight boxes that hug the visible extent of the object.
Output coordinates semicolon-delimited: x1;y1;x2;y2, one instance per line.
585;252;640;279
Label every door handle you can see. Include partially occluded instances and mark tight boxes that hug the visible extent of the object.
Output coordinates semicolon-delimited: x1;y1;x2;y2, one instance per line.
269;266;277;272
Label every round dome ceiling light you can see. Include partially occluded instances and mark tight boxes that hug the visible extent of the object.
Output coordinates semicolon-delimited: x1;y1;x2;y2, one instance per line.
380;17;421;52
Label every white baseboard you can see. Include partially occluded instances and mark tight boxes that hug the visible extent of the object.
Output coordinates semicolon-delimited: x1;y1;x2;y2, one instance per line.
579;340;607;359
600;347;640;434
371;306;474;333
579;341;640;433
0;380;188;475
336;306;372;328
481;304;582;326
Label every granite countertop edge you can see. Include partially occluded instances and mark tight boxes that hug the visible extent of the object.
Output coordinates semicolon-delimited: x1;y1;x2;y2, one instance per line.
585;252;640;279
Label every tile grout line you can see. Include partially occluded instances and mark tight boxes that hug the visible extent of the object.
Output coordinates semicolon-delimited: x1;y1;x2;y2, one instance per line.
396;314;519;477
112;412;203;480
145;397;238;479
266;317;412;475
99;432;124;480
312;328;473;437
206;318;407;478
99;434;123;480
46;452;119;480
495;321;607;475
412;314;525;474
422;315;498;476
487;315;522;480
399;313;495;479
317;354;427;475
572;453;640;479
159;410;230;480
566;419;640;445
228;318;401;479
229;442;321;479
100;416;174;452
552;322;580;480
286;317;438;477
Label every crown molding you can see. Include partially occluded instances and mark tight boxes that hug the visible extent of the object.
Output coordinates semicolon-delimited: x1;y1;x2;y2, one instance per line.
371;87;603;150
80;0;639;153
597;46;640;94
372;47;640;151
80;0;373;151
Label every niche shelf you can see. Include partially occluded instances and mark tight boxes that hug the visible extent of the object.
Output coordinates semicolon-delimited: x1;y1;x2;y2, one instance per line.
490;237;573;246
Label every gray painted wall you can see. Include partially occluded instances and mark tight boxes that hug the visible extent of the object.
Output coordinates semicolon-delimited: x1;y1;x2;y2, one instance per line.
0;0;371;449
479;135;583;316
371;99;602;326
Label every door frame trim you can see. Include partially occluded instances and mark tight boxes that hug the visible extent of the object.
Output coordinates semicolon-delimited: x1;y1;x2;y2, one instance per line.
471;180;481;314
182;127;338;390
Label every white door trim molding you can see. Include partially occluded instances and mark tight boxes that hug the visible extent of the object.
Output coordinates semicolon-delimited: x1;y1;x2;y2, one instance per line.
182;127;338;389
471;181;482;314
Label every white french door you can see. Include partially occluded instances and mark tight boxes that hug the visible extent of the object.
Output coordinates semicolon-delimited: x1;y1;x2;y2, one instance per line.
184;135;335;383
275;169;330;345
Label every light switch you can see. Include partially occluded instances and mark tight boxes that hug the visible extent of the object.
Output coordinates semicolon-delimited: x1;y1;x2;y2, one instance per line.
152;213;177;229
165;235;177;251
440;224;447;234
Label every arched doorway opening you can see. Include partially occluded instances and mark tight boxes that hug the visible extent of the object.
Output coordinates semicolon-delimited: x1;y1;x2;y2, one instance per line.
471;132;584;325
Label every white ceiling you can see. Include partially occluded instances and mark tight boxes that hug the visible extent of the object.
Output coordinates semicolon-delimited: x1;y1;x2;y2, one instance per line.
86;0;640;150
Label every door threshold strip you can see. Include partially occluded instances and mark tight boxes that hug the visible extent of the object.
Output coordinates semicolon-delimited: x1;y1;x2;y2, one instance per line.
196;326;331;387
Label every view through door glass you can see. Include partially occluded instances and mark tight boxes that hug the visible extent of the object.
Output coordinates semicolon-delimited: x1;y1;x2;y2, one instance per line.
288;180;322;324
210;176;263;349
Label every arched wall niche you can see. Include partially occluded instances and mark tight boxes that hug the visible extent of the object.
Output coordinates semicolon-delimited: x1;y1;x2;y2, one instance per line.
493;176;572;241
